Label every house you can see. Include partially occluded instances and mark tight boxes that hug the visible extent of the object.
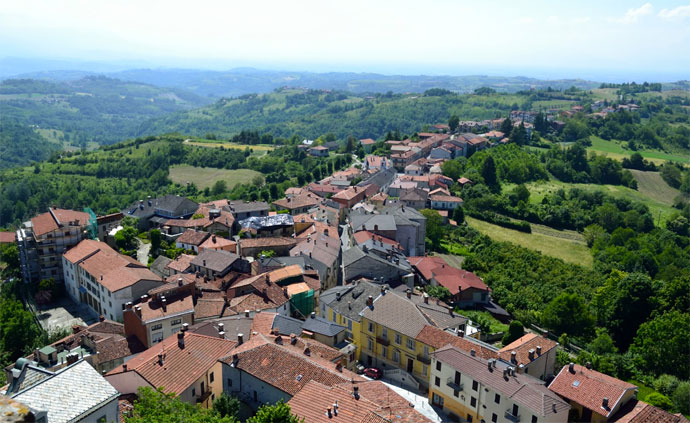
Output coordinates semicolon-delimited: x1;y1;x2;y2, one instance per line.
359;287;469;388
429;345;570;423
238;214;294;238
609;399;690;423
306;183;344;198
255;255;329;290
388;179;417;197
175;229;210;252
190;249;249;278
385;203;427;256
308;145;329;157
498;333;559;381
467;136;489;154
548;363;638;423
331;186;367;209
225;201;270;221
62;240;163;321
198;234;237;253
5;319;145;378
150;255;172;278
342;246;413;285
0;231;15;244
289;380;434;423
16;208;94;283
7;360;120;423
399;187;429;210
165;253;195;275
430;194;463;211
238;237;297;258
225;272;292;317
221;333;362;409
429;146;453;160
364;155;392;171
483;130;505;141
106;330;237;408
359;138;376;153
458;177;473;186
123;289;195;347
273;193;321;215
290;233;341;290
408;256;490;306
96;212;123;242
123;195;198;230
370;192;388;207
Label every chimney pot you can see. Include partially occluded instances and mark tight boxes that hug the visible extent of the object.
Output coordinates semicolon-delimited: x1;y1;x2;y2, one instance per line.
158;353;164;365
569;362;575;373
310;312;315;319
123;364;127;372
182;323;188;332
586;362;592;370
178;277;183;286
327;408;332;418
457;330;464;337
245;309;250;317
528;349;535;359
177;332;185;348
536;345;542;355
603;397;609;409
406;289;411;299
470;349;476;357
218;331;225;339
218;323;225;332
237;333;244;345
511;351;517;363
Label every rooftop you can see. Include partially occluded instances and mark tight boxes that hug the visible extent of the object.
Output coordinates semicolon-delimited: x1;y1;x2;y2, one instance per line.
190;249;240;272
31;208;91;237
176;229;210;246
498;333;558;367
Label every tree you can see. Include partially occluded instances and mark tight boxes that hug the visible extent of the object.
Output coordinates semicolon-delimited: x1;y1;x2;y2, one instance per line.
452;206;465;224
212;180;228;195
480;156;500;193
502;321;524;345
588;328;618;355
630;310;690;378
214;393;240;419
510;123;527;145
645;393;673;411
246;400;304;423
420;209;444;250
115;226;138;251
426;285;451;301
499;117;513;136
150;229;162;252
448;114;460;132
126;387;238;423
441;160;462;181
541;293;595;339
672;382;690;415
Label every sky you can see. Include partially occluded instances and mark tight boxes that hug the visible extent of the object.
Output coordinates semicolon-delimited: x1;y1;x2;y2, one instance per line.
1;0;690;81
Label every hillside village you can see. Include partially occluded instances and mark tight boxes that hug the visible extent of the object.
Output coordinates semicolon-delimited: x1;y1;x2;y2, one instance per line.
0;105;686;423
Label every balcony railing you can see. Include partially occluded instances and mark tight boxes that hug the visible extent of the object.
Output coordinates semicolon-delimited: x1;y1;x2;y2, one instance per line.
417;354;431;365
376;337;390;346
196;389;212;403
504;410;520;422
446;377;463;391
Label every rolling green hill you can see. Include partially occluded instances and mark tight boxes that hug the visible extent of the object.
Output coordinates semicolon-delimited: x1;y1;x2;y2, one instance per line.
0;120;59;169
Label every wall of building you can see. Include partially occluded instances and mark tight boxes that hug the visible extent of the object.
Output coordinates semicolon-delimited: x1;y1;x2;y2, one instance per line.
222;362;290;408
145;312;194;347
77;397;119;423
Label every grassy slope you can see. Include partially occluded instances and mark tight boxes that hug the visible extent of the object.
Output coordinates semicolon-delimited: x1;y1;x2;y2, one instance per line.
629;169;681;206
465;216;593;267
588;136;689;164
168;165;262;189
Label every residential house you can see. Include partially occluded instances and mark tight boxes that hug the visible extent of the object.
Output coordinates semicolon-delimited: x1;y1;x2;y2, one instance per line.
96;212;123;242
255;255;329;290
7;360;120;423
190;249;249;278
164;205;235;237
388;180;418;197
0;231;15;244
498;333;559;381
63;239;163;321
404;163;423;176
548;363;638;423
225;201;270;221
331;186;367;209
370;192;388;207
238;214;294;238
175;229;210;252
385;203;426;256
238;237;297;258
458;177;473;186
359;287;468;388
122;195;198;230
165;253;195;275
273;193;321;215
429;146;453;160
429;345;570;423
123;289;195;347
150;255;172;278
609;399;690;423
342;246;413;285
357;167;396;194
290;232;341;289
307;183;344;198
288;380;434;423
364;155;392;171
399;187;429;210
408;256;490;307
198;234;237;253
430;194;463;211
359;138;376;153
17;208;94;283
106;330;237;408
308;145;329;157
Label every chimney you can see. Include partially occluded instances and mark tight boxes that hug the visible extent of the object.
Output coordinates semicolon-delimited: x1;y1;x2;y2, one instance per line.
457;330;464;338
140;295;149;303
161;297;167;312
178;277;183;286
406;289;412;299
586;362;592;370
304;347;311;356
380;285;386;295
212;235;217;243
353;385;360;399
528;349;535;360
158;353;164;365
327;408;332;418
72;325;81;334
135;306;142;317
602;398;609;409
448;306;454;316
348;301;352;310
99;315;105;322
503;368;509;379
275;335;283;345
310;312;316;319
290;334;297;345
487;361;492;371
123;364;127;372
518;364;525;373
536;345;542;355
125;302;133;310
511;351;517;363
178;332;185;349
335;362;343;372
218;331;225;339
245;309;250;317
202;259;206;266
182;323;188;332
423;293;429;304
568;362;575;373
237;333;244;345
470;349;476;357
367;295;373;307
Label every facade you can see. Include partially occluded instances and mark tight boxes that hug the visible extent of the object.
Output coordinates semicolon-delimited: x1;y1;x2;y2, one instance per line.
190;249;248;278
429;345;570;423
17;208;94;283
123;292;195;347
96;212;123;242
430;194;463;211
63;240;163;321
498;333;558;381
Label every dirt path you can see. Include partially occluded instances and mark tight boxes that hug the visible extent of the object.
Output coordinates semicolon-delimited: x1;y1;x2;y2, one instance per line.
137;239;151;265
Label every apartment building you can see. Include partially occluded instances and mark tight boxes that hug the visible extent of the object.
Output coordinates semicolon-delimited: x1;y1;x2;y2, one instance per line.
17;208;95;283
429;345;570;423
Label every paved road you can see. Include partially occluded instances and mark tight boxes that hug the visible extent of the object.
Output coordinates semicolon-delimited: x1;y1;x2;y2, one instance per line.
137;239;151;265
379;380;446;422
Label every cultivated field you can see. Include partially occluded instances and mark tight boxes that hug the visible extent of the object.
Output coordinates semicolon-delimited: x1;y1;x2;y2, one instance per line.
588;136;689;164
465;216;593;267
183;138;275;155
629;170;681;206
169;165;262;189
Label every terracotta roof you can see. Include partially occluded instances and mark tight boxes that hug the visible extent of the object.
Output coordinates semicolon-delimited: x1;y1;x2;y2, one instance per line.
239;237;297;249
353;231;402;250
457;177;473;184
415;325;498;360
194;298;226;320
610;399;690;423
138;295;194;324
107;332;236;396
199;235;236;252
360;138;376;145
408;256;448;281
429;194;463;203
273;193;321;210
190;249;240;272
251;312;277;334
165;254;195;273
432;268;488;294
267;265;304;284
370;192;388;202
31;208;91;236
176;229;210;246
0;231;15;243
63;240;162;293
221;335;361;396
332;186;365;201
548;363;637;418
164;218;206;229
498;333;558;367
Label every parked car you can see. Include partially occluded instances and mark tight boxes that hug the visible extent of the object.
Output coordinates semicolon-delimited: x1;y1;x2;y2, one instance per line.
363;367;382;379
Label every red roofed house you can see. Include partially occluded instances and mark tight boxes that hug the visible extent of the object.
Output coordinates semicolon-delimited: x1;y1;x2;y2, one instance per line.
106;330;236;408
308;145;329;157
430;194;463;211
331;186;367;209
0;231;15;244
359;138;376;153
548;363;638;423
63;239;163;321
175;229;210;253
408;256;490;306
17;207;94;283
498;333;559;381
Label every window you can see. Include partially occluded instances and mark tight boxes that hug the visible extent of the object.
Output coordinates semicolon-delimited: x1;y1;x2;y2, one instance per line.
392;349;400;363
382;328;388;340
472;380;478;391
454;389;459;397
171;319;182;326
422;365;428;376
432;393;444;407
424;345;430;357
470;397;477;407
492;414;497;423
152;332;163;343
192;388;196;397
434;376;440;387
494;393;501;404
210;372;214;383
347;319;352;330
532;416;537;423
406;338;415;350
367;338;373;351
381;346;387;359
151;324;163;331
436;360;442;371
395;333;402;345
368;322;374;333
468;415;473;423
227;378;232;387
97;416;107;423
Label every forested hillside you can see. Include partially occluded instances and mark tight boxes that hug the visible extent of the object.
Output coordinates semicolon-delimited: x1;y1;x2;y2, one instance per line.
0;76;211;148
0;120;59;169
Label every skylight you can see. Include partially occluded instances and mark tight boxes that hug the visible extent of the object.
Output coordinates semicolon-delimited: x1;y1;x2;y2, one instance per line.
572;380;580;387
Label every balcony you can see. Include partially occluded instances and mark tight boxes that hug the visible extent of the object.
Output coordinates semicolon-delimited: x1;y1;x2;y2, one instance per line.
196;389;212;403
504;410;520;422
446;377;463;391
417;354;431;365
376;337;390;346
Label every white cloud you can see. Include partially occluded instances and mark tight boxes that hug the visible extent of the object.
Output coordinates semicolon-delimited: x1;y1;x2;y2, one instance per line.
518;17;535;24
658;4;690;19
611;2;653;23
571;17;592;24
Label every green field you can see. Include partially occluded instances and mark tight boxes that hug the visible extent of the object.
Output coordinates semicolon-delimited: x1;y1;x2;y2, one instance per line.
183;138;274;155
520;179;678;225
629;170;681;206
169;165;263;189
588;136;689;164
465;216;593;267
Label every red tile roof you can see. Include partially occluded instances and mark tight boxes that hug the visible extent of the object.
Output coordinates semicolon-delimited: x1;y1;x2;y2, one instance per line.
549;363;637;418
138;295;194;323
165;254;195;273
273;193;321;210
610;399;690;423
176;229;210;246
31;208;91;236
0;231;15;243
433;268;488;293
359;138;376;145
353;231;402;250
415;325;498;360
498;333;558;367
107;332;236;396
